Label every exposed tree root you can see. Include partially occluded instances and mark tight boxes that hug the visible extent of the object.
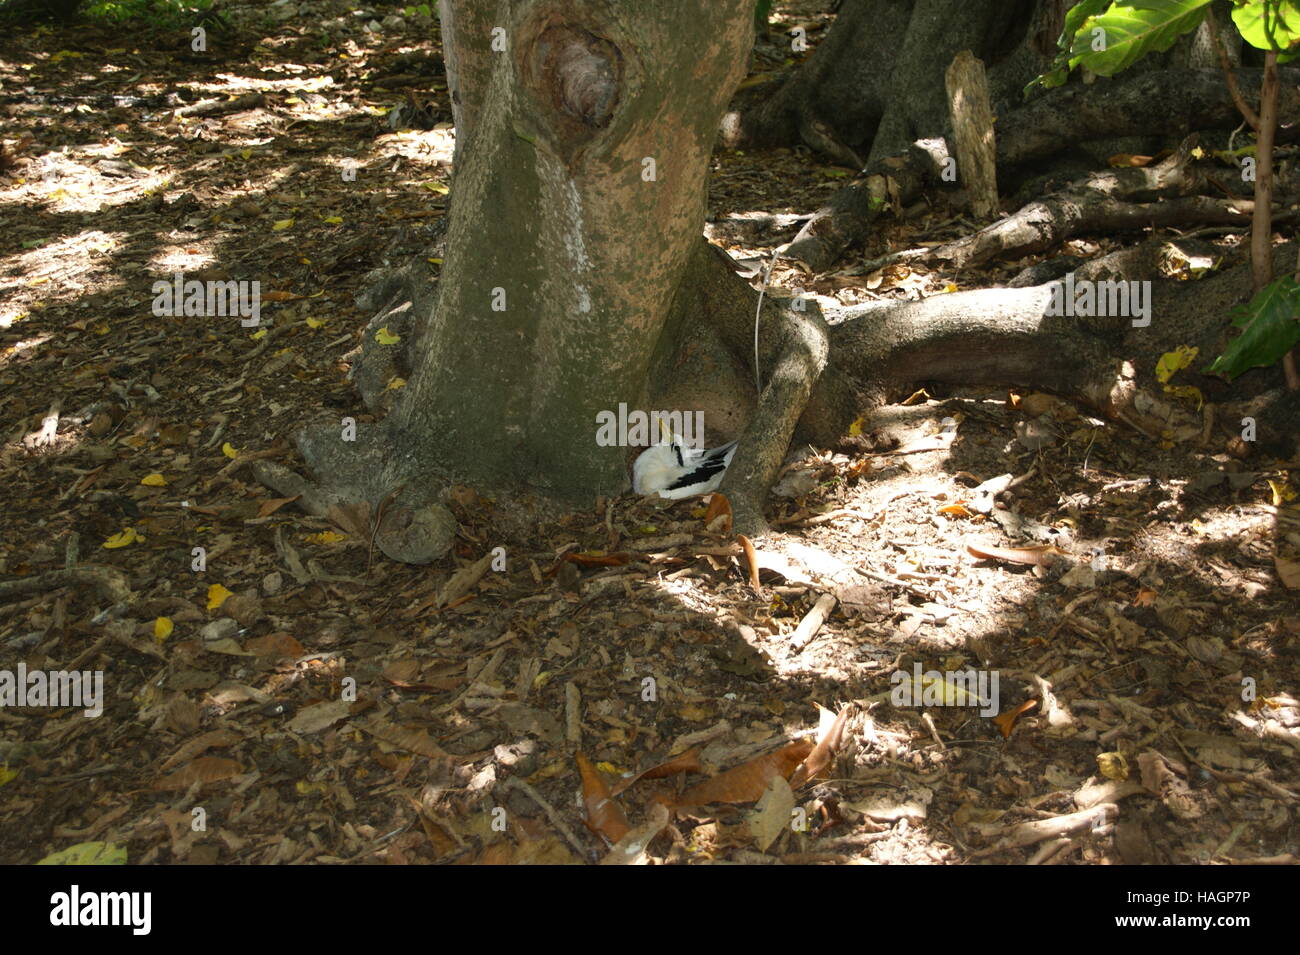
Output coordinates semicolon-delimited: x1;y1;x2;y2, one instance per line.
780;68;1300;273
268;229;1293;564
253;421;457;566
0;565;132;604
717;304;829;537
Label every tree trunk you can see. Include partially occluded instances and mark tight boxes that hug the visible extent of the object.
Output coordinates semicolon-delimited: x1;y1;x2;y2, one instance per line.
278;0;754;562
734;0;1042;161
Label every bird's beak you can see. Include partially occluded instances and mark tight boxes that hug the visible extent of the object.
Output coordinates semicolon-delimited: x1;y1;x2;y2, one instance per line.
659;419;672;447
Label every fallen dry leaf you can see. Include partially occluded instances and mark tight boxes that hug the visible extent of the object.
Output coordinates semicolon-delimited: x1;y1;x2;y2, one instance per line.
675;740;813;807
577;752;631;843
789;703;851;789
151;756;243;791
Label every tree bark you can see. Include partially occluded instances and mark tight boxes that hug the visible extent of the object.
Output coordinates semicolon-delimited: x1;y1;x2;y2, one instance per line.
286;0;755;562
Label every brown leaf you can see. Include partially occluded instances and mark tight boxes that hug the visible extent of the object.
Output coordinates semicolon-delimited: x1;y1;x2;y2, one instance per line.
381;657;422;686
245;631;305;663
152;755;243;791
159;729;242;772
357;718;449;760
256;495;300;518
436;552;494;608
704;493;733;535
562;550;632;568
1132;586;1159;607
992;698;1039;738
576;752;631;843
599;803;671;865
286;700;352;734
966;540;1065;568
789;704;851;789
675;740;814;807
738;533;760;589
610;747;704;796
1276;555;1300;590
323;500;372;540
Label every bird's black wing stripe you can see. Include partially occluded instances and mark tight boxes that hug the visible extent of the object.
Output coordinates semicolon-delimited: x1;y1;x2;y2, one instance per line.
700;441;738;465
666;461;726;491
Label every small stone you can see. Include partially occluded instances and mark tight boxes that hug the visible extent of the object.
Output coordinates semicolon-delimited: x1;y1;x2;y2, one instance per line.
199;618;240;643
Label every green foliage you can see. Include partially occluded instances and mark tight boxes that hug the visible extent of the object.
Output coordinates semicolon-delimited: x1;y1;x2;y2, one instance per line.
1028;0;1111;92
1029;1;1300;95
755;0;774;31
403;3;436;19
1232;0;1300;60
83;0;212;28
0;0;85;24
1204;276;1300;378
1027;0;1214;95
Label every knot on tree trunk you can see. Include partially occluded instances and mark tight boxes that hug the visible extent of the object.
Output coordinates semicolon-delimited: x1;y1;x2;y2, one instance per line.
532;25;621;131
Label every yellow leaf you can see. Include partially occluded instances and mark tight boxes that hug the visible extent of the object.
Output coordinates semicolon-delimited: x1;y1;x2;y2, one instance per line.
272;218;294;231
153;617;174;643
1155;345;1198;384
375;327;401;345
848;416;865;437
207;584;234;611
321;216;343;224
305;317;324;328
1269;481;1296;506
1097;751;1129;780
306;531;346;545
421;181;450;194
140;472;167;487
427;257;443;265
1163;384;1203;409
386;377;407;390
0;765;18;787
36;842;127;865
102;528;139;549
221;442;239;459
250;328;268;340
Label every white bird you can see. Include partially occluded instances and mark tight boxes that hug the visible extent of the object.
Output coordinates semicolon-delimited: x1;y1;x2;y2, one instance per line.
632;424;738;500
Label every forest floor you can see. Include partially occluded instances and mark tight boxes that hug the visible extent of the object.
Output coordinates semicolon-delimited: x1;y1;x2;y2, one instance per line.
0;1;1297;865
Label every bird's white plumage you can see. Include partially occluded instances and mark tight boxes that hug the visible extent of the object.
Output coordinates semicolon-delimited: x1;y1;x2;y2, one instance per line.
632;431;738;499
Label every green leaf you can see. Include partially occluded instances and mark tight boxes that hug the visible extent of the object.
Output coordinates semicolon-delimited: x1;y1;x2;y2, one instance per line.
1068;0;1214;78
37;841;128;865
1232;0;1300;54
1026;0;1111;95
1204;276;1300;378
